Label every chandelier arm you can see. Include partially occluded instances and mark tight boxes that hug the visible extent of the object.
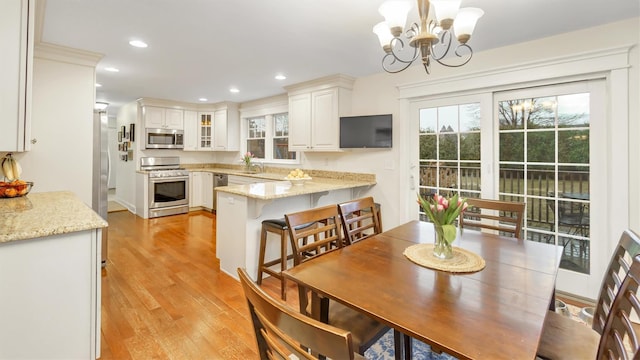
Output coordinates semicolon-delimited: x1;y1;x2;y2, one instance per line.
382;54;415;73
433;43;474;68
388;37;420;65
430;30;453;62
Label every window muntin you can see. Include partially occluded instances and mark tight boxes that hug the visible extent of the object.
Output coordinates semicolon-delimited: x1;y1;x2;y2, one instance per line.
245;113;297;163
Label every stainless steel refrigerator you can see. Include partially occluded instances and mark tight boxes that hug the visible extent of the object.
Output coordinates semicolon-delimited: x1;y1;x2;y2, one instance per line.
92;110;109;266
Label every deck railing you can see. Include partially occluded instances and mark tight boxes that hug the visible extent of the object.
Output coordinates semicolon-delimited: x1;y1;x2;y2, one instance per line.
419;164;590;273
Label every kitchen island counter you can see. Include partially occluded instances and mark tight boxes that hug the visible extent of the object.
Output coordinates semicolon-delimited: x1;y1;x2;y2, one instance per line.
215;170;376;281
215;177;376;200
0;191;107;243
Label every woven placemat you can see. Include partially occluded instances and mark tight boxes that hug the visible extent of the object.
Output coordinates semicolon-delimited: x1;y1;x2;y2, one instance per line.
403;243;486;273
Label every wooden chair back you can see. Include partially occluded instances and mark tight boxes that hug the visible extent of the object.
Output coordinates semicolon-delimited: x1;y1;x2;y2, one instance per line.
596;254;640;359
593;229;640;335
237;268;357;360
460;198;525;239
285;204;343;266
338;197;382;245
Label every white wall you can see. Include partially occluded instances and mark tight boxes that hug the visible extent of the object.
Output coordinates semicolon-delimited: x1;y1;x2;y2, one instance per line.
13;45;100;206
344;17;640;232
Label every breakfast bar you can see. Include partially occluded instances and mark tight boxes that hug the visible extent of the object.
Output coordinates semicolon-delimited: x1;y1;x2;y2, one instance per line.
215;173;375;280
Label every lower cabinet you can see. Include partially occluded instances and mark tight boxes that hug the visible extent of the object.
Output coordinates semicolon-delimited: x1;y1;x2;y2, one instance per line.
189;172;213;210
0;229;101;359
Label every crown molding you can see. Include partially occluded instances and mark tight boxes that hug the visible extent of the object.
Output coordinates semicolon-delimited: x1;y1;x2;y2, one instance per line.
34;42;103;67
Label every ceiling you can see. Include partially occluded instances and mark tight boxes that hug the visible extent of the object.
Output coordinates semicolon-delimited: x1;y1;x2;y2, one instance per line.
41;0;639;114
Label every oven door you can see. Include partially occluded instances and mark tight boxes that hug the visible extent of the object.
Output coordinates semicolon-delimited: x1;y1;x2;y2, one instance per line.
148;176;189;209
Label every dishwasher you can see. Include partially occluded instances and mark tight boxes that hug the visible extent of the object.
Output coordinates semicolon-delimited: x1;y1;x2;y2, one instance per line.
212;173;228;212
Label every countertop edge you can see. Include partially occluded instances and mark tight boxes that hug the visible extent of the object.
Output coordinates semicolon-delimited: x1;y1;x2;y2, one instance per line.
0;191;108;244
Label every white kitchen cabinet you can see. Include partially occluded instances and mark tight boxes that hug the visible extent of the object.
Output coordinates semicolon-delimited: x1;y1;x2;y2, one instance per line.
286;75;353;152
202;172;214;209
189;172;213;210
189;172;203;207
199;112;214;150
0;0;33;152
182;110;198;151
212;103;239;151
143;105;184;130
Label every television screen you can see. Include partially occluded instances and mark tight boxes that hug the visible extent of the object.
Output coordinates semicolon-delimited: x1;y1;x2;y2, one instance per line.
339;114;392;149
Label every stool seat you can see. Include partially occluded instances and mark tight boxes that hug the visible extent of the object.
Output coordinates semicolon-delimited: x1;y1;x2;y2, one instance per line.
262;218;287;228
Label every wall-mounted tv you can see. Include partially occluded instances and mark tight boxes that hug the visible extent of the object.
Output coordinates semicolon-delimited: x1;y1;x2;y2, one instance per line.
339;114;392;149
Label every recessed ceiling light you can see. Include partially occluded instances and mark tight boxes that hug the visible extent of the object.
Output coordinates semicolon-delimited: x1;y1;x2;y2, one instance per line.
94;102;109;110
229;88;240;93
95;83;102;87
198;98;208;102
105;67;119;72
129;40;148;48
275;74;286;80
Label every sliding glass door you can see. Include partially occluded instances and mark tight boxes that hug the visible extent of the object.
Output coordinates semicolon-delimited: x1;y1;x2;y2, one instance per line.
413;80;606;299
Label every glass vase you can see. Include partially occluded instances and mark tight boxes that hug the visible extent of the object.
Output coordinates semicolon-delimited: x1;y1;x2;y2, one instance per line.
433;225;454;259
243;163;254;173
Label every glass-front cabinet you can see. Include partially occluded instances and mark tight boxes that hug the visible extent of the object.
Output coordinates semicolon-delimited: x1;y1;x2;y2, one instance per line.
198;112;213;150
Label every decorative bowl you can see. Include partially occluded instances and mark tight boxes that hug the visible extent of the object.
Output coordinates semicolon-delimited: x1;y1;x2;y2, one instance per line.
285;177;312;186
0;181;33;198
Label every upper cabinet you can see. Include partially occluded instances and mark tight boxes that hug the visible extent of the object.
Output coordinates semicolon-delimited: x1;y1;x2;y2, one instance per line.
285;75;353;152
0;0;33;152
143;105;184;130
198;112;213;150
181;102;239;152
213;103;239;151
182;110;198;151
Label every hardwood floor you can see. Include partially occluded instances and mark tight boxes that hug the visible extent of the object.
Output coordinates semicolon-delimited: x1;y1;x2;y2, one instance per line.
101;210;289;359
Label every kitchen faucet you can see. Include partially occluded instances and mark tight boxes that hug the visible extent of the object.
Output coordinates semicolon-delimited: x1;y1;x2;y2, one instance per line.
254;161;264;173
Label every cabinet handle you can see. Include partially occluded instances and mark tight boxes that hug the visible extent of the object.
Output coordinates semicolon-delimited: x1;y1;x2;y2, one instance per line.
31;138;37;144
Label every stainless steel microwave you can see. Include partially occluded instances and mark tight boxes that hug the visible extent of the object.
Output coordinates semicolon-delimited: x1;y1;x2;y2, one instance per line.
145;128;184;149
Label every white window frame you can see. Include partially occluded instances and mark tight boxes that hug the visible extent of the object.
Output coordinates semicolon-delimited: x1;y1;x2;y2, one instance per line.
240;100;300;165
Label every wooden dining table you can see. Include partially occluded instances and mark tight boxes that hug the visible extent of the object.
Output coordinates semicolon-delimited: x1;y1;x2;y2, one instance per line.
283;220;563;360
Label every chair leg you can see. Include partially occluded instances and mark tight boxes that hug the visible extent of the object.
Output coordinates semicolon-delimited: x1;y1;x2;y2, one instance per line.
280;228;287;301
257;226;268;285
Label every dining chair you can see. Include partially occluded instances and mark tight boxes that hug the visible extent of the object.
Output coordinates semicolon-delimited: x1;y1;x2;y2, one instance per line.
285;204;344;266
537;229;640;360
459;198;526;239
596;254;640;359
538;254;640;360
338;196;382;245
237;268;365;360
285;205;390;356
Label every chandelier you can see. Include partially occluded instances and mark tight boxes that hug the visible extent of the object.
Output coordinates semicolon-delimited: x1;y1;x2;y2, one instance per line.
373;0;484;74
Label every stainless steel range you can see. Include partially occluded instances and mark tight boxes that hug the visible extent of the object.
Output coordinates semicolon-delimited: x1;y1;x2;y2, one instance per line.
141;156;189;218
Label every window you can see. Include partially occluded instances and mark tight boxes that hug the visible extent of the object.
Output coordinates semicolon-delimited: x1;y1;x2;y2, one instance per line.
245;113;297;163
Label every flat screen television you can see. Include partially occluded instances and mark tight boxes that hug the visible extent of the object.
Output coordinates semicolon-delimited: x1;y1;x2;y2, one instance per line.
339;114;392;149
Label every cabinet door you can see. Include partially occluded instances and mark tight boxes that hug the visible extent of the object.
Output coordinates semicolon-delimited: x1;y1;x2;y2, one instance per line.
213;110;228;150
189;172;203;207
144;106;164;128
311;88;339;150
183;110;198;151
0;0;33;152
202;172;214;209
198;112;213;150
288;93;312;151
164;108;184;130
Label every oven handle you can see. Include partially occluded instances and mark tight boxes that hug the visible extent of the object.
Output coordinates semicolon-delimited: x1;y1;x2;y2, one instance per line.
149;176;189;182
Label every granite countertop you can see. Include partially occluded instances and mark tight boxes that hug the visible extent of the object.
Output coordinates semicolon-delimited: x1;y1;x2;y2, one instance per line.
215;178;376;200
0;191;108;244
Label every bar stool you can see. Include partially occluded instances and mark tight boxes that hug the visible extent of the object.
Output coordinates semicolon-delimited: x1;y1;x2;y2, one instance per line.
256;218;294;300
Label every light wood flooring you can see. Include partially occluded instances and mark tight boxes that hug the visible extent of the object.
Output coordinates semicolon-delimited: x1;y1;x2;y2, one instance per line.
101;210;291;359
101;210;589;359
